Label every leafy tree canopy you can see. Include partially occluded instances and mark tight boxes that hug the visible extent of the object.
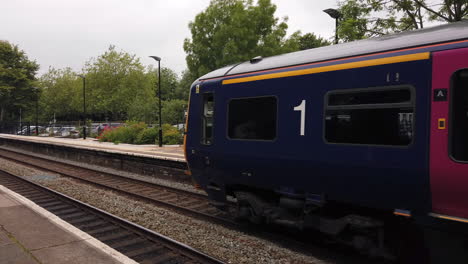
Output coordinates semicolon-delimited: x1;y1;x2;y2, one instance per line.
38;67;82;121
162;99;187;126
83;45;148;120
35;45;188;126
338;0;468;42
297;33;331;50
0;40;39;121
146;65;179;101
184;0;300;77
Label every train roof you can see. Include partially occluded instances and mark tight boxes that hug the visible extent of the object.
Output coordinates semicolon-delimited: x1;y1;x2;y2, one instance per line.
200;20;468;80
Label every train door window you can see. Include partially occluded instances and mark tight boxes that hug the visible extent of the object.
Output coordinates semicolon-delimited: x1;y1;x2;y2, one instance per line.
325;87;414;146
450;69;468;161
228;96;277;140
201;93;214;145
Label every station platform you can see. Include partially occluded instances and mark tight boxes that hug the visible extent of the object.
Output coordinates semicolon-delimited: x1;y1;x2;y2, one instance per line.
0;185;136;264
0;134;185;162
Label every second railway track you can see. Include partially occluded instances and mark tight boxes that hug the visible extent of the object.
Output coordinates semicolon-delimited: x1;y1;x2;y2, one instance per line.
0;147;237;226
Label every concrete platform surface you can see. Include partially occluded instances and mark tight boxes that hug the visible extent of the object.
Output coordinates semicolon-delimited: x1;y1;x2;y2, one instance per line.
0;185;137;264
0;134;185;162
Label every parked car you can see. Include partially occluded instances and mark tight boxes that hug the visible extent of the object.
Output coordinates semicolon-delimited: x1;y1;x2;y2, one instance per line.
45;126;62;136
95;123;121;135
17;126;44;135
57;126;79;137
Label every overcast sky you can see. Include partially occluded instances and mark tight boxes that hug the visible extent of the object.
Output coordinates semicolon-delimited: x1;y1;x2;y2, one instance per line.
1;0;338;77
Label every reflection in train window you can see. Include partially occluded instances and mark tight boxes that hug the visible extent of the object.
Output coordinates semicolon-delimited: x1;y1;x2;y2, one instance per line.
201;93;214;145
325;87;414;146
228;96;277;140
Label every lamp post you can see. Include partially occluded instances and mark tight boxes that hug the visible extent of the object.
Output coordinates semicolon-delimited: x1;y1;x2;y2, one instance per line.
33;87;39;136
77;74;86;139
323;8;342;44
149;56;163;147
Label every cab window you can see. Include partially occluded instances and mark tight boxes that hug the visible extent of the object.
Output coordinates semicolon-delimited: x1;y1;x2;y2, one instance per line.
201;93;214;145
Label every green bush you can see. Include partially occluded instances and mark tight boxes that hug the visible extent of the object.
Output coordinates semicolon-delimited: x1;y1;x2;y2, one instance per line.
162;124;183;145
99;121;147;144
98;122;183;145
135;127;158;144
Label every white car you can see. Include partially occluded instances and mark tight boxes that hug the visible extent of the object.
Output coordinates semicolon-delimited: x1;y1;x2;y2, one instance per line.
57;127;79;137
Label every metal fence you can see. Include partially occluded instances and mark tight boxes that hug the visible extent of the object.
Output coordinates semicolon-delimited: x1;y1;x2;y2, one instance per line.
0;121;127;137
0;122;67;136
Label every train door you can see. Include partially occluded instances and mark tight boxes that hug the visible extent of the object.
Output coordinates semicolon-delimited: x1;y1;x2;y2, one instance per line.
430;47;468;220
198;91;214;173
185;83;215;187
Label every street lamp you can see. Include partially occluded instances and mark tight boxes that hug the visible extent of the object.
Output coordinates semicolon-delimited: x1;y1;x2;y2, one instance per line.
33;87;40;136
323;8;342;44
149;56;163;147
77;74;87;139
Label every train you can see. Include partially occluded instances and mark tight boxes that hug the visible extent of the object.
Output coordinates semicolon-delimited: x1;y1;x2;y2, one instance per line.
184;21;468;262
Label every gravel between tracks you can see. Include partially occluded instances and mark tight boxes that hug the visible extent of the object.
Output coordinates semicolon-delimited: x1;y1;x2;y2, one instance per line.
0;157;334;264
0;146;204;195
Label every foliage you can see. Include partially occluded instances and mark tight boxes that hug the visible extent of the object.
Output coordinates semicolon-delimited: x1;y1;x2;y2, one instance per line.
0;40;39;122
98;121;147;144
338;0;373;41
146;65;179;101
162;123;183;145
184;0;299;77
38;67;82;122
337;0;468;42
83;45;150;121
297;33;331;50
175;70;195;100
126;95;156;124
135;126;158;144
34;45;192;125
162;99;187;126
98;121;183;145
415;0;468;22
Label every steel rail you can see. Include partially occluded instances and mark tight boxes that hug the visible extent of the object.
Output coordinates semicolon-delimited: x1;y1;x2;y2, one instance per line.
0;148;238;227
0;169;225;264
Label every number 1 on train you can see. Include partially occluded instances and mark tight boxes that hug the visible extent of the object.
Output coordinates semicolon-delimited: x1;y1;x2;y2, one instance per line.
294;100;306;136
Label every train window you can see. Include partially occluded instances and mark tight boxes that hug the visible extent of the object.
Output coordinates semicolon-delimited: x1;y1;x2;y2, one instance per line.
325;87;414;146
228;96;277;140
201;93;214;145
450;69;468;161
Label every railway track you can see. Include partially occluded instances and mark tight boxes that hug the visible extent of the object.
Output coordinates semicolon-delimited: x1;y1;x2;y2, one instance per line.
0;148;237;226
0;168;224;264
0;147;382;264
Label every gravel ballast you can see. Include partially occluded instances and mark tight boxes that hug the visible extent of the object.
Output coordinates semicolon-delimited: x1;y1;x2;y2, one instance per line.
0;157;336;264
0;146;203;195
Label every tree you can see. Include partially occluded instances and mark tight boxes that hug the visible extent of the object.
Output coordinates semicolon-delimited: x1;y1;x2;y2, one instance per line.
162;99;187;126
297;33;331;50
38;67;82;122
83;45;149;120
415;0;468;22
337;0;468;42
184;0;299;77
0;40;39;122
175;70;196;100
146;66;179;101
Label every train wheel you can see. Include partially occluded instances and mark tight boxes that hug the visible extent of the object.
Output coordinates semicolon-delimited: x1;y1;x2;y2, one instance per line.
234;191;265;224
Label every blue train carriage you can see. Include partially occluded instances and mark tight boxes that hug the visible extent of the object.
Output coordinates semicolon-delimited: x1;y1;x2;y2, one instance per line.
185;21;468;260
